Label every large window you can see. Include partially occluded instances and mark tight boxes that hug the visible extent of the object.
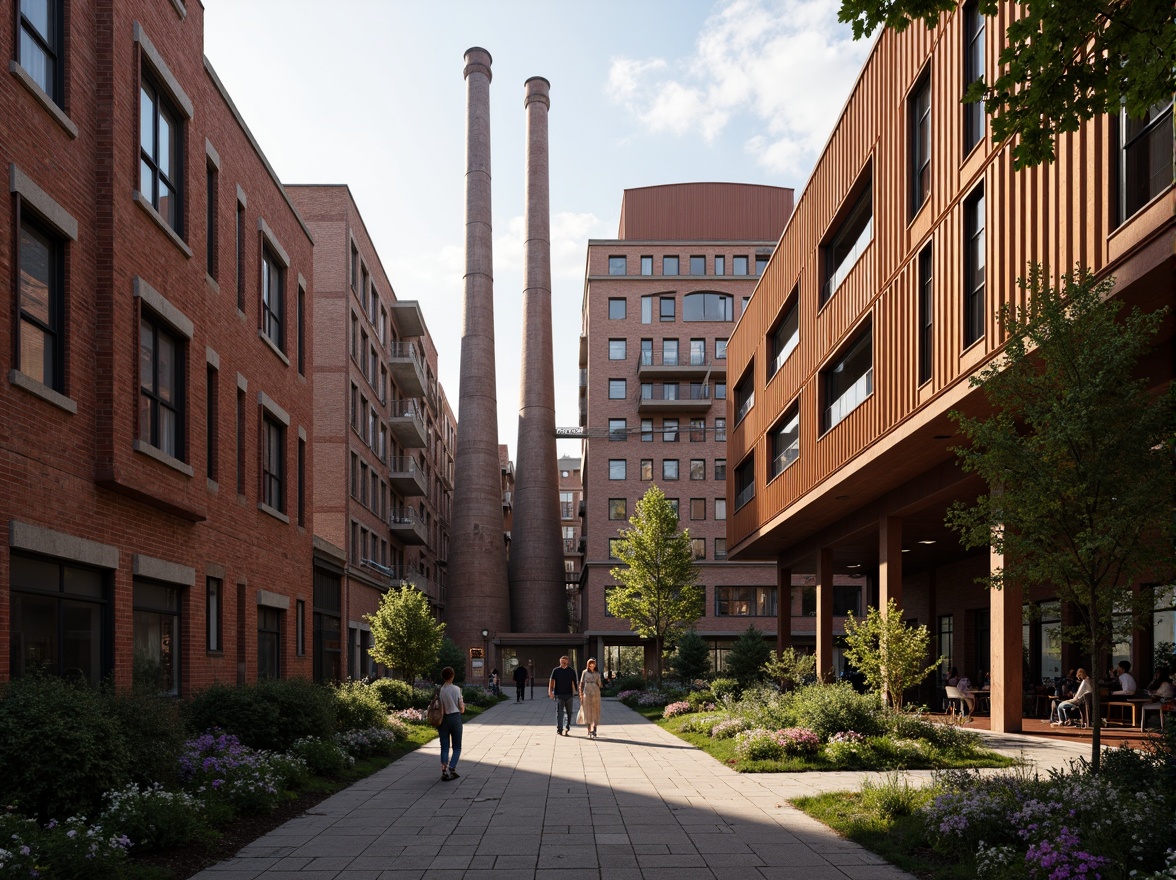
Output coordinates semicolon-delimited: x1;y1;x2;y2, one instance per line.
609;418;627;441
662;459;679;481
608;339;626;360
822;325;872;432
262;245;285;351
715;587;776;617
609;498;627;520
10;554;109;684
963;1;986;153
823;179;873;303
262;415;285;512
140;74;183;233
770;404;799;478
640;459;653;480
608;378;627;400
139;311;184;459
608;298;626;320
769;296;798;378
918;244;933;384
734;368;754;425
662;418;678;442
608;459;626;480
133;581;181;695
715;458;726;481
561;491;575;519
910;74;931;214
1120;100;1174;221
690;459;705;480
17;214;65;391
683;293;733;322
964;186;986;346
18;0;63;105
608;255;627;275
207;577;222;652
313;569;342;682
735;454;755;509
258;606;282;680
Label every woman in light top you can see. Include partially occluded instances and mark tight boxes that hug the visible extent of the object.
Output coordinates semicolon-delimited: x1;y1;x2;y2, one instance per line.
1054;668;1093;727
579;657;603;739
438;666;465;781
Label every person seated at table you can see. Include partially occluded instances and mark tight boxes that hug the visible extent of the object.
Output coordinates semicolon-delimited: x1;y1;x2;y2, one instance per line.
956;674;976;717
1060;669;1078;698
1113;660;1137;695
1053;668;1093;727
1145;666;1174;700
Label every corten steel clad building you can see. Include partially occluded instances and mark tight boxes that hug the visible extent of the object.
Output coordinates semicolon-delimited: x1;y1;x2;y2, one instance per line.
579;183;870;675
286;185;456;682
1;0;316;690
726;1;1174;731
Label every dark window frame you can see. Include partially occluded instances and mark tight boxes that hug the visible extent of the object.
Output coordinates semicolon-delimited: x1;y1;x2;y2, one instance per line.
607;297;626;320
139;308;185;460
910;72;931;215
15;205;66;392
608;255;627;275
1119;99;1174;222
768;292;799;379
963;0;986;154
769;402;800;479
918;243;933;384
18;0;64;106
262;414;285;513
682;292;734;322
821;323;873;433
261;244;285;351
963;186;986;347
139;71;184;235
207;576;223;652
822;175;873;304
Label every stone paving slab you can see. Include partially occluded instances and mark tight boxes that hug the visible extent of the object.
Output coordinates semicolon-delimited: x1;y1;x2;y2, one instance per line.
192;695;1084;879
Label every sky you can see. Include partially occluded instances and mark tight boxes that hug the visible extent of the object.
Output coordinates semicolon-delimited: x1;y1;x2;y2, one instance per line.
202;0;872;459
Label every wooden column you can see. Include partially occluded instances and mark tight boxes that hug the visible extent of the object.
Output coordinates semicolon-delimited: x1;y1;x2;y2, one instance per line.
990;544;1024;732
776;562;792;656
816;548;834;681
878;516;903;611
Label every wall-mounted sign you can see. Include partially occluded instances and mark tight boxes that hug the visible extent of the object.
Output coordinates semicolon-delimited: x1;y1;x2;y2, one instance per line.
469;647;484;659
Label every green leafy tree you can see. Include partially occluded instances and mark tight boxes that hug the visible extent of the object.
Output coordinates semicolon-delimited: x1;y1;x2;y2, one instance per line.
947;267;1175;772
842;599;939;710
608;484;703;684
366;585;444;686
725;625;773;687
763;646;817;691
836;0;1175;169
430;637;466;685
671;630;712;683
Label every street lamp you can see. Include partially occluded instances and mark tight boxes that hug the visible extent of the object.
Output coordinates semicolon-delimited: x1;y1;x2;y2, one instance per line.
481;629;489;686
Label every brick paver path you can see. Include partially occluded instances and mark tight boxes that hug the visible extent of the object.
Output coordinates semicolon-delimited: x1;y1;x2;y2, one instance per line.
193;695;1083;879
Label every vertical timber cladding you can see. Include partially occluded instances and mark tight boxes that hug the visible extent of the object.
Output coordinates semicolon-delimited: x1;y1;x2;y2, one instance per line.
728;0;1123;556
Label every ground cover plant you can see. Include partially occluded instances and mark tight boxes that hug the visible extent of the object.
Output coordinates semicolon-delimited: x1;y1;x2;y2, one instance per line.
621;680;1014;772
0;674;500;879
793;723;1176;880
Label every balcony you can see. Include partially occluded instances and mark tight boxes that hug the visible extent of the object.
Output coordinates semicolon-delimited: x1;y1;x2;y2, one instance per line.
388;399;426;448
564;537;584;555
389;507;427;544
637;383;713;414
389;300;425;338
389;341;426;397
389;456;426;497
502;491;513;509
637;350;722;381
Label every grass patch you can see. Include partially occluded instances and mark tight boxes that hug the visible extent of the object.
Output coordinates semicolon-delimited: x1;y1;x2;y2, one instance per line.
793;790;970;880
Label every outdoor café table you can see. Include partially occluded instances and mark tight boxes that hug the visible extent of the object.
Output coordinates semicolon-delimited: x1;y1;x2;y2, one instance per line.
1104;696;1151;727
974;689;991;715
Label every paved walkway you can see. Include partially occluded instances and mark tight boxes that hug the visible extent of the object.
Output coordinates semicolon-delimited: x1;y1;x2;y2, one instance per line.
193;697;1090;880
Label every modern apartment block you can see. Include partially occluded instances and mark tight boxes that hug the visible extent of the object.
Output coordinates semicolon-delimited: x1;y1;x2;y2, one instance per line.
727;0;1174;730
1;0;315;690
578;182;871;676
287;185;455;682
558;455;584;630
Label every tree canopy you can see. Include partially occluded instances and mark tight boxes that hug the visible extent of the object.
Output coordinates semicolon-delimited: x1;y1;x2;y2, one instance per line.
837;0;1176;168
947;267;1175;770
842;599;939;709
366;585;444;686
607;484;703;683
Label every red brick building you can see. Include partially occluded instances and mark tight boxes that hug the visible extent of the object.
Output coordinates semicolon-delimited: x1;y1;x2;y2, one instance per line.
286;184;456;681
726;1;1174;728
1;0;315;691
578;184;865;677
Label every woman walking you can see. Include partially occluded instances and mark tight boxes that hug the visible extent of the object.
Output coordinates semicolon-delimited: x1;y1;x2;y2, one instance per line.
579;657;603;738
438;667;465;780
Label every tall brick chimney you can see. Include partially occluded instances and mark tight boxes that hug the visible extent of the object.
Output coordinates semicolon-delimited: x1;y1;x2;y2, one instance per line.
508;76;568;633
446;48;511;680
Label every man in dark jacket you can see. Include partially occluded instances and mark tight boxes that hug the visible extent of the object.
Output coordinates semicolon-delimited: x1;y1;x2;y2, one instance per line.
513;664;529;702
549;655;579;735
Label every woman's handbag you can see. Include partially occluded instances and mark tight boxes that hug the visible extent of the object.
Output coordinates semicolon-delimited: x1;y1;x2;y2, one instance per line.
576;704;585;725
426;688;444;727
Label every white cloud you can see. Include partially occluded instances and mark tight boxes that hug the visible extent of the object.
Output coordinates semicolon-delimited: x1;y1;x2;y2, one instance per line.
606;0;870;178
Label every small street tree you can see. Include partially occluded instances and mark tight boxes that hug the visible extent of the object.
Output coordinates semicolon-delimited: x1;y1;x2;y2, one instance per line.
725;625;773;687
366;585;444;687
430;637;466;685
763;647;817;692
947;268;1175;772
671;630;712;684
837;0;1175;169
842;599;939;710
608;484;703;684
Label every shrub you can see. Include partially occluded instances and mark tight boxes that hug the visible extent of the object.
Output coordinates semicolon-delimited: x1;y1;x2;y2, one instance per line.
686;690;716;711
662;701;693;719
824;739;868;767
725;625;773;686
859;771;925;820
709;677;740;700
333;681;389;732
777;727;821;756
637;691;669;707
290;736;353;776
462;685;496;707
395;707;428;724
336;727;398;759
186;679;336;751
612;674;647;693
370;678;425;710
711;717;751;739
0;812;131;880
102;684;187;788
677;713;727;735
671;630;712;682
430;637;466;684
0;675;130;819
99;783;206;852
783;682;885;740
735;728;784;761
